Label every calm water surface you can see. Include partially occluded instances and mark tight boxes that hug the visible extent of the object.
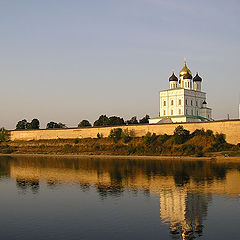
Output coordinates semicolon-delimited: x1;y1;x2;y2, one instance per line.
0;156;240;240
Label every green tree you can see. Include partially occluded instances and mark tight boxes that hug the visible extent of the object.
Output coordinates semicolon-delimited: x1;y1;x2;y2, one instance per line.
16;119;27;130
0;128;9;142
174;125;190;144
126;116;138;125
94;115;110;126
139;115;150;124
109;128;122;143
30;119;40;129
78;120;91;128
109;116;125;126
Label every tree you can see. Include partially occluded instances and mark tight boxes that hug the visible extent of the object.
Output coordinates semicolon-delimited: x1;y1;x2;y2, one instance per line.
93;115;110;127
109;116;125;126
16;119;40;130
78;120;91;128
109;128;122;143
139;115;150;124
16;119;27;130
174;125;190;144
30;119;40;129
58;122;67;128
0;128;9;142
126;116;138;125
47;122;66;129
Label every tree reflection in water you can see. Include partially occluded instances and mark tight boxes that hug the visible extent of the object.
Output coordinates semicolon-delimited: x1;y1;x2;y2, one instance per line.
16;179;40;194
0;156;239;239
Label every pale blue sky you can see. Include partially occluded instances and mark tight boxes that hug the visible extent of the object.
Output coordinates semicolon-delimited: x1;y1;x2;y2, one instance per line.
0;0;239;129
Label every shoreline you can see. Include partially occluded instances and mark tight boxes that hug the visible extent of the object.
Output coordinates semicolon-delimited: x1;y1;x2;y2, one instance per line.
0;153;239;162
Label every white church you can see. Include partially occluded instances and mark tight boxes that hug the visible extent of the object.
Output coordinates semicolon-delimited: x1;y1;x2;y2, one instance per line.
150;60;213;124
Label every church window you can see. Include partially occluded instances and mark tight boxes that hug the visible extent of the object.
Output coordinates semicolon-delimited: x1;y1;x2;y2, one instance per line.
171;110;173;115
171;100;174;105
191;110;193;115
188;82;190;88
196;101;198;106
186;99;187;105
186;109;188;115
179;99;181;105
191;100;193;106
163;110;166;115
163;101;166;106
179;109;181;115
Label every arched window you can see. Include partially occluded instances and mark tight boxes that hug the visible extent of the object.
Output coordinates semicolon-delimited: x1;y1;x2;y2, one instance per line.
179;109;181;115
163;101;166;106
171;100;174;105
171;110;173;115
186;99;188;105
163;110;166;116
191;100;193;106
179;99;181;105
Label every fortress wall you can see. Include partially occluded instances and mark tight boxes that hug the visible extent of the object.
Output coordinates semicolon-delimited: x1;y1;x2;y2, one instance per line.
10;120;240;145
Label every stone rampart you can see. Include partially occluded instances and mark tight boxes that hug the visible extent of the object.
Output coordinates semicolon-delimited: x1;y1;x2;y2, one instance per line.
10;120;240;145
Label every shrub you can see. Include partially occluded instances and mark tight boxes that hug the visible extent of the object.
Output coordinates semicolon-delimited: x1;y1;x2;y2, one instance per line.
97;133;103;139
74;139;79;144
0;128;9;142
144;132;158;146
121;129;135;143
215;133;226;145
109;128;123;143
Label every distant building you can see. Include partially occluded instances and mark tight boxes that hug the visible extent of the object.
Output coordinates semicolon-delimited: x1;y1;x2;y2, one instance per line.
150;60;213;124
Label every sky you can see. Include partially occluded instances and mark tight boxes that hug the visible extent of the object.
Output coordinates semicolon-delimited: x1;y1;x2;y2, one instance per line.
0;0;240;129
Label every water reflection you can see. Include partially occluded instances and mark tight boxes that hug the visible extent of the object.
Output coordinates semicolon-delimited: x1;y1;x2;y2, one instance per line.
160;189;211;239
0;156;240;239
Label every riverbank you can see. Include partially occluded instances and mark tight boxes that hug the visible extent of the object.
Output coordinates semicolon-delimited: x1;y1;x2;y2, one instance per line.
1;152;240;162
1;128;239;157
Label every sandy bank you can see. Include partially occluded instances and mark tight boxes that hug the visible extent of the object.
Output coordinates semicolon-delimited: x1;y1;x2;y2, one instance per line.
0;153;239;162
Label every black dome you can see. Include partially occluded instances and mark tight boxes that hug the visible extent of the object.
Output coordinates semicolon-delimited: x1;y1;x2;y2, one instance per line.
193;73;202;82
169;72;178;82
183;72;192;79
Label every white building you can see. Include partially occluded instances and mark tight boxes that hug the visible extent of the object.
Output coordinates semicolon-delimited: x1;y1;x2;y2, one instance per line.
150;60;213;124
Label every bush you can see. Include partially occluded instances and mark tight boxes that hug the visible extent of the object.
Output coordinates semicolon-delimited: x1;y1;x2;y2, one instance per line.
0;128;9;142
97;133;103;139
144;132;158;146
74;139;79;144
109;128;123;143
121;129;135;143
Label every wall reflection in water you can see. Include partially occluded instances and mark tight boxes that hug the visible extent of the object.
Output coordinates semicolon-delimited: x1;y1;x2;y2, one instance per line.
0;156;240;239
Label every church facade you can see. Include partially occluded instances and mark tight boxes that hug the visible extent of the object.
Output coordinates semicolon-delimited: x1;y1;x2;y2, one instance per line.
150;60;212;124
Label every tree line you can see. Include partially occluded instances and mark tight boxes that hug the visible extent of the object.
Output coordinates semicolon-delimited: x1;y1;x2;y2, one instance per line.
15;115;150;130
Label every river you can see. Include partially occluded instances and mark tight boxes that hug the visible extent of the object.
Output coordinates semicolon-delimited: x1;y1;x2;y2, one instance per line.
0;156;240;240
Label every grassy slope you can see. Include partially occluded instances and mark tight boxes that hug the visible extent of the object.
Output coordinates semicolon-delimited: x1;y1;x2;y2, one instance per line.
1;135;239;157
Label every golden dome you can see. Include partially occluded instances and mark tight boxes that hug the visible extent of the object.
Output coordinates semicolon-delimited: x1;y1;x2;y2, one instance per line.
179;60;192;77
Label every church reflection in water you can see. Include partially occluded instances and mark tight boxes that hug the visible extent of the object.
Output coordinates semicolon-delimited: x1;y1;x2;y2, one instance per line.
160;189;211;239
1;156;240;239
